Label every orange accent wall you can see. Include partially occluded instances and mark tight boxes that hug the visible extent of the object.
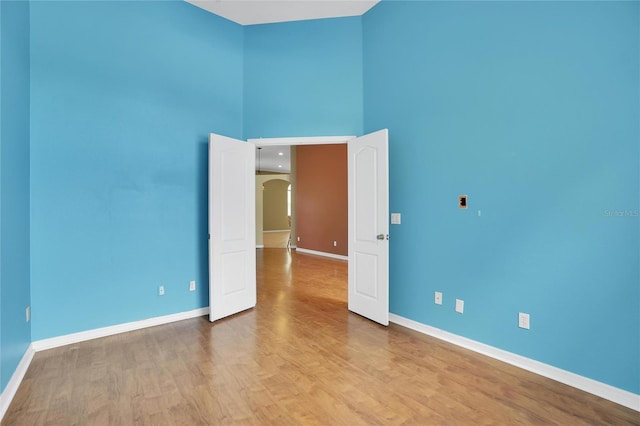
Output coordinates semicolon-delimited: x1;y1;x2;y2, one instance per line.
295;144;347;256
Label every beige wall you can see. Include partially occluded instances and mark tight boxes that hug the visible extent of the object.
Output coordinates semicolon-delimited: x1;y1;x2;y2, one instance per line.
263;179;290;231
255;174;290;247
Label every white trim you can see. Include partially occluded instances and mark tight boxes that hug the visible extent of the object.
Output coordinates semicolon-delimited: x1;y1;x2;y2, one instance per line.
256;244;265;249
0;344;35;422
389;313;640;412
296;248;348;261
32;308;209;351
263;229;290;233
248;136;354;147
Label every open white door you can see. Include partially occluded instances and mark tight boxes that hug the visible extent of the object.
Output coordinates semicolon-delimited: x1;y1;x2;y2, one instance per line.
348;129;389;326
209;133;256;322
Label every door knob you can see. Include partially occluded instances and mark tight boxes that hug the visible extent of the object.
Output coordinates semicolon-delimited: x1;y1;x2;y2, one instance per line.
377;234;384;240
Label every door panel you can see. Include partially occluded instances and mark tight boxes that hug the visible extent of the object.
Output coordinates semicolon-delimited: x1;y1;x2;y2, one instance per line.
348;129;389;326
354;252;378;298
209;133;256;322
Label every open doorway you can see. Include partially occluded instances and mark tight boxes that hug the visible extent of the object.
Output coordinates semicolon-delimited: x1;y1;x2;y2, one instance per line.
209;132;389;325
254;139;349;258
247;133;389;325
255;145;292;249
255;145;348;256
262;179;291;248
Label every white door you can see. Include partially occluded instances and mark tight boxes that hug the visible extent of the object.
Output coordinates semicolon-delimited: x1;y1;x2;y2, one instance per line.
209;133;256;322
348;129;389;326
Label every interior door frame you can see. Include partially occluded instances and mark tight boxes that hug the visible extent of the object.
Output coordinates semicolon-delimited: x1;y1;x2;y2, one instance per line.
248;135;356;254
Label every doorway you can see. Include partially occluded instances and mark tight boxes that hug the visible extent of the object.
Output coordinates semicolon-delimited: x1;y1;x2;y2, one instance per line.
262;179;291;248
209;131;389;325
251;136;351;255
255;146;293;249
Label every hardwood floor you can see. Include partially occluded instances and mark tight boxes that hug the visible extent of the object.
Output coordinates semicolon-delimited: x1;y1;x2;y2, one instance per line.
4;249;639;425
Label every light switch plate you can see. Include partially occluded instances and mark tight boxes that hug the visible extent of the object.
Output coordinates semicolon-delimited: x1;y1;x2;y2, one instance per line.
391;213;401;224
519;312;530;329
434;291;443;305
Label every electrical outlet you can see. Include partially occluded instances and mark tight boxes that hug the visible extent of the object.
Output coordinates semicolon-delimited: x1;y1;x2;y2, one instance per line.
519;312;530;330
333;241;337;247
189;280;196;292
434;291;443;305
159;285;165;296
26;306;30;322
455;299;464;314
297;236;300;242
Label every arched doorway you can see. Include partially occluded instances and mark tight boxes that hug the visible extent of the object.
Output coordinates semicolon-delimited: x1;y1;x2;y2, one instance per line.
255;175;291;248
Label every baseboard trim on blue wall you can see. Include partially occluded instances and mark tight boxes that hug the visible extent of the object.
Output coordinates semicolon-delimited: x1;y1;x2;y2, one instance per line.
296;248;348;261
32;307;210;352
0;343;36;422
389;313;640;412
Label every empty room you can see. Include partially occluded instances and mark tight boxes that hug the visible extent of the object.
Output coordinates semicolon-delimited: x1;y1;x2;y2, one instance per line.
0;0;638;424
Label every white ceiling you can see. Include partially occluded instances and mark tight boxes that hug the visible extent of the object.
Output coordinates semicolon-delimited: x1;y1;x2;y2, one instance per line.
185;0;379;26
257;145;291;173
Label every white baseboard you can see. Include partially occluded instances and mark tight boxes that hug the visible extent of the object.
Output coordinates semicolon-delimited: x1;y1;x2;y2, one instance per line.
32;307;209;351
389;313;640;412
256;244;265;249
263;229;290;233
296;248;348;261
0;343;35;422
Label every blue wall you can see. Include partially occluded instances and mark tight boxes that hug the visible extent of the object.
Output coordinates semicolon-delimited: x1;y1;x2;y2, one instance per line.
0;0;31;390
30;1;243;340
364;1;639;394
244;17;363;138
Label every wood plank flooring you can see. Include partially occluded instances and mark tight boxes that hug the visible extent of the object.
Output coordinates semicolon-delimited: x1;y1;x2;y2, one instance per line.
3;249;639;425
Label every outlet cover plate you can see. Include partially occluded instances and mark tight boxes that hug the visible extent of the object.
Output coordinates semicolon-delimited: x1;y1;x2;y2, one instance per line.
189;280;196;292
435;291;443;305
455;299;464;314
